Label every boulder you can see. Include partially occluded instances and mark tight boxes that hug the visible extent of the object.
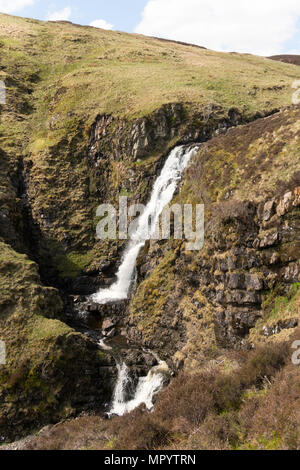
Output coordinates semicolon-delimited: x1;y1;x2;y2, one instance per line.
263;200;276;221
102;317;117;331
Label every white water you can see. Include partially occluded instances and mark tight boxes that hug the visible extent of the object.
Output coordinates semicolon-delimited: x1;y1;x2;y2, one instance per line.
92;145;198;304
109;360;169;416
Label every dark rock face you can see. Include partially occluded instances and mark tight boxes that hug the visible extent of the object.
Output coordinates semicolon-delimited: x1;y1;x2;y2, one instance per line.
88;104;185;165
63;275;103;296
124;187;300;357
208;189;300;347
88;103;256;171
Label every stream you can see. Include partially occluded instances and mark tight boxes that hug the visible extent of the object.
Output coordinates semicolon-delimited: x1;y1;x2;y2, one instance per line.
92;144;199;416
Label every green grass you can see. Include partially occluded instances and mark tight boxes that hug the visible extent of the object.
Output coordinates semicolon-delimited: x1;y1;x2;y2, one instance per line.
1;13;299;132
1;12;299;277
249;283;300;344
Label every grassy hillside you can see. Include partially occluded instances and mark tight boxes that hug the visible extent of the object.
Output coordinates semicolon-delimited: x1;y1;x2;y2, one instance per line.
0;14;299;125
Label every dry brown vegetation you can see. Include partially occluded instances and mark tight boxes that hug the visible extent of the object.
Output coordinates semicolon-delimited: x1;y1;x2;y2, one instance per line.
21;335;300;451
181;106;300;207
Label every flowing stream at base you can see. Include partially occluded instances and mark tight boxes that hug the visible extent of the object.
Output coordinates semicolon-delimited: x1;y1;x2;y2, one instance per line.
92;144;198;416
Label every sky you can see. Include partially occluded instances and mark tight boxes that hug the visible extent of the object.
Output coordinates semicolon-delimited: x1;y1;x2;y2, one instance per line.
0;0;300;56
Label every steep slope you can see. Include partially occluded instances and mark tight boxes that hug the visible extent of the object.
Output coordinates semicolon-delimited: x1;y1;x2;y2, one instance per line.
0;13;300;442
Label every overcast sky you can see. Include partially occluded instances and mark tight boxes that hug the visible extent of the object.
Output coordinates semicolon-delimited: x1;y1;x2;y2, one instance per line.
1;0;300;56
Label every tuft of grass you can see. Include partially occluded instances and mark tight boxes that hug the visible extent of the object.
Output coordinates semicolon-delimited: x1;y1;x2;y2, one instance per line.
249;283;300;344
54;251;94;278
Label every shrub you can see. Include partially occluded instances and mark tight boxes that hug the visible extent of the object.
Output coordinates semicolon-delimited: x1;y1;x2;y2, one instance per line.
110;407;170;450
154;372;217;432
22;339;294;450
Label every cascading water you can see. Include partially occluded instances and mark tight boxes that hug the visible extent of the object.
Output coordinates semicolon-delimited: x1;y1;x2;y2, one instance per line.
109;360;169;416
93;144;198;416
92;144;199;305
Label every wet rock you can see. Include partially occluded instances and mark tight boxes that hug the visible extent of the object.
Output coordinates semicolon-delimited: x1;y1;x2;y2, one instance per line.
123;350;157;368
66;276;102;296
102;318;116;331
99;260;114;274
104;328;116;338
87;302;102;313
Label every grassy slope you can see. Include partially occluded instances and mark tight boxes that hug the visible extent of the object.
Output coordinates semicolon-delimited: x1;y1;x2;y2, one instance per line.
1;13;299;125
0;13;299;157
0;239;112;439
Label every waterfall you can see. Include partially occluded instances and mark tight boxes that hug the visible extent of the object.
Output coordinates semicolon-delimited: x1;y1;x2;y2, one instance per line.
111;363;131;408
109;360;169;416
92;144;198;305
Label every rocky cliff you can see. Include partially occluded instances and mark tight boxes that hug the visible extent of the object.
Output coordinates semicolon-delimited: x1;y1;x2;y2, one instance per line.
123;107;300;370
